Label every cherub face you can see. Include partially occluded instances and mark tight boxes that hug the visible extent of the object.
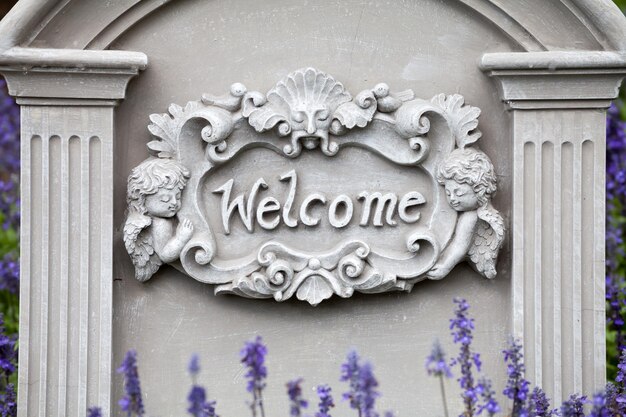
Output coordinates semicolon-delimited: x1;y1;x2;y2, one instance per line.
444;180;479;212
144;187;182;218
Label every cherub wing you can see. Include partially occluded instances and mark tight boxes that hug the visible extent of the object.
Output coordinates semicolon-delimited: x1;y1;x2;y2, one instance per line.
467;205;505;279
123;213;162;282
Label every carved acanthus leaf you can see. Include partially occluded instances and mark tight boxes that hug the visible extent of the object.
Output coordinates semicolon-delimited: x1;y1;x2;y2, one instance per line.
147;113;176;158
242;92;289;135
147;101;203;158
430;93;482;148
333;89;377;130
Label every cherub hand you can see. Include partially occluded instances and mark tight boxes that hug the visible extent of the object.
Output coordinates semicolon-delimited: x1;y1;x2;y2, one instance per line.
426;262;453;280
176;217;194;242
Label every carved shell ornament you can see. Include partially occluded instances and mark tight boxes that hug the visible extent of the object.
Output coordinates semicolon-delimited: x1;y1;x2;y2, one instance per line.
124;67;505;306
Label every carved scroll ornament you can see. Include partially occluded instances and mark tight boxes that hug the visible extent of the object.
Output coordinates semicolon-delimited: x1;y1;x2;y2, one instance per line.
123;68;505;305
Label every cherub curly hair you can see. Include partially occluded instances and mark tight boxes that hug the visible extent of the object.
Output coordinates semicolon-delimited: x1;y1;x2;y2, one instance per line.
436;147;497;207
126;158;190;215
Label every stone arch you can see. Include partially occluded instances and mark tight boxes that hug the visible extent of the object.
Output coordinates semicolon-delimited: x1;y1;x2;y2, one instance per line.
2;0;626;53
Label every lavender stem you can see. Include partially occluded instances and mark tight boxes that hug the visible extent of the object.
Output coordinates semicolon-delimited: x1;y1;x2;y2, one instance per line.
439;374;449;417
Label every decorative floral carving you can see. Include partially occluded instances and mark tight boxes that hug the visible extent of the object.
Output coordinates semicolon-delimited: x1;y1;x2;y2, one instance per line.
243;68;349;156
242;68;413;157
146;89;239;162
216;240;394;306
125;68;506;305
430;94;482;148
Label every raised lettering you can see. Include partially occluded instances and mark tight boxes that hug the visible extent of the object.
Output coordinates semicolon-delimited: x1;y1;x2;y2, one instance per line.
358;192;398;226
280;170;298;228
300;193;326;227
329;194;353;228
398;191;425;223
213;177;267;234
256;196;281;230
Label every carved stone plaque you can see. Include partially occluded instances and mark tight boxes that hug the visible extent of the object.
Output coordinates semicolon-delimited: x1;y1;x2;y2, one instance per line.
124;68;504;305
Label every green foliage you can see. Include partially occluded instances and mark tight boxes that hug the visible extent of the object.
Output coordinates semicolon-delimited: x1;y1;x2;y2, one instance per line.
0;215;18;255
0;227;18;335
615;0;626;11
0;211;19;337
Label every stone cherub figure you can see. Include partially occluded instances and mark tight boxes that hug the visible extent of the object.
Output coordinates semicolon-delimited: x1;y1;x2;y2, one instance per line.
426;147;505;280
123;158;194;282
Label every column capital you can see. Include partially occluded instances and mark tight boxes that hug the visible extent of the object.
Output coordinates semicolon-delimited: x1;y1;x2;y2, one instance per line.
0;47;147;106
481;51;626;109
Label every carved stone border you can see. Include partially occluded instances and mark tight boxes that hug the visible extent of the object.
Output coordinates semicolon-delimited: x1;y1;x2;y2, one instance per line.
123;68;505;306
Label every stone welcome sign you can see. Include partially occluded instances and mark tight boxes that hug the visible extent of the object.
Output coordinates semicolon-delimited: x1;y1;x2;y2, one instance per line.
2;1;626;416
124;67;504;305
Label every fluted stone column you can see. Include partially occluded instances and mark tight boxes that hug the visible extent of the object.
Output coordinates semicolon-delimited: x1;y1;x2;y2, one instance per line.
482;51;626;402
1;47;146;417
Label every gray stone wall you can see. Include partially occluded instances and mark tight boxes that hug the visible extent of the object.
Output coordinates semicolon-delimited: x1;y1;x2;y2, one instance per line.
111;2;513;416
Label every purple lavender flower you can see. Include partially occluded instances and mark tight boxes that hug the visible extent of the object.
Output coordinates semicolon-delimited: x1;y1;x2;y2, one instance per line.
0;383;16;417
0;80;20;417
240;336;268;417
189;353;201;377
604;382;626;416
559;394;587;417
476;377;500;417
0;254;19;295
0;315;16;378
241;336;268;393
426;339;452;378
0;80;20;238
588;390;610;417
503;337;530;416
204;399;218;417
286;378;308;417
0;179;19;233
607;103;626;206
315;385;335;417
609;350;626;415
341;350;362;410
188;386;206;416
186;354;218;417
0;80;20;175
358;363;379;417
426;339;451;417
87;406;103;417
340;350;380;417
528;387;554;417
606;103;626;354
449;298;481;417
116;349;144;417
617;349;626;385
187;386;217;417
